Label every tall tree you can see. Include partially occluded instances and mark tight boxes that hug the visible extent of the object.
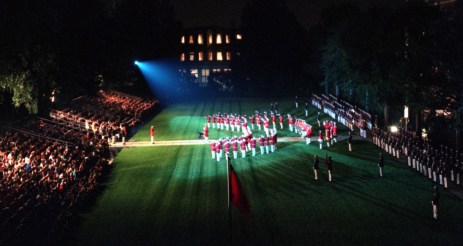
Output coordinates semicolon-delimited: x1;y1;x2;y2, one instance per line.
237;0;307;96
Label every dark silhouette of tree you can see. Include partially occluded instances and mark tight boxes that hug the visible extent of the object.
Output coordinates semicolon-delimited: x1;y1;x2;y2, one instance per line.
0;0;180;115
236;0;308;97
319;1;452;128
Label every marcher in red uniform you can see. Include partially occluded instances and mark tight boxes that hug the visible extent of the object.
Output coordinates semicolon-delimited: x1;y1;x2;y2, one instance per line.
271;114;276;130
207;115;211;128
212;115;216;129
331;123;337;144
264;136;270;154
230;117;235;131
232;138;238;159
251;137;257;156
224;116;229;131
240;138;247;158
150;125;155;144
224;139;231;157
250;115;255;130
218;139;223;159
256;115;262;131
288;114;294;132
203;124;209;142
210;141;216;159
325;128;331;148
305;126;312;145
219;115;224;130
264;120;270;137
241;117;248;136
121;124;127;145
216;140;222;162
324;121;331;142
318;130;323;149
235;118;241;132
279;114;283;129
272;130;278;151
259;136;265;155
269;133;275;153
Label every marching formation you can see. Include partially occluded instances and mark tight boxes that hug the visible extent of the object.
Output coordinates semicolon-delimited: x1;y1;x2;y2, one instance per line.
312;93;371;137
204;111;282;161
373;128;463;189
198;98;460;221
201;101;346;186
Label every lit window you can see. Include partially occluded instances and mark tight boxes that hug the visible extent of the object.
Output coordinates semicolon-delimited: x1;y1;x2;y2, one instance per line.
201;69;210;83
189;35;194;44
225;35;230;44
180;53;185;61
208;51;213;61
236;34;242;40
190;69;198;78
189;52;194;61
224;68;232;72
181;36;185;44
217;52;223;61
226;51;231;60
198;34;203;44
198;52;204;61
216;34;222;44
213;68;221;73
208;34;213;44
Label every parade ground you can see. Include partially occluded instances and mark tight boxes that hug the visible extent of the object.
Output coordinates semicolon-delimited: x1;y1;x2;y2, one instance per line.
71;98;463;245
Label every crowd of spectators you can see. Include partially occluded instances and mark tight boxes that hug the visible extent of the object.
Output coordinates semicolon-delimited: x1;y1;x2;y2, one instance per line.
50;90;158;145
0;90;158;243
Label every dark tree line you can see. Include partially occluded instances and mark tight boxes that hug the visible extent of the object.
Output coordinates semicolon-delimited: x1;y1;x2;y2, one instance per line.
232;0;309;97
315;0;463;148
1;0;462;147
0;0;180;117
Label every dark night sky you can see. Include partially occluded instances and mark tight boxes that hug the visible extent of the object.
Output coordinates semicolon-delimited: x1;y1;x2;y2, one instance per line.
171;0;405;29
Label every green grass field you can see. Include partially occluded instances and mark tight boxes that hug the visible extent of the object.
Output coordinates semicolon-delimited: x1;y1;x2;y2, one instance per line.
72;99;463;245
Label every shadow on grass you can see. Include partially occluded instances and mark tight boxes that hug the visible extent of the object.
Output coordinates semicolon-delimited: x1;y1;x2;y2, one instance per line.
333;181;433;227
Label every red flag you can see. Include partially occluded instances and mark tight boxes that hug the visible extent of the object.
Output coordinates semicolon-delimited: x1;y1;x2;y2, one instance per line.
230;165;250;215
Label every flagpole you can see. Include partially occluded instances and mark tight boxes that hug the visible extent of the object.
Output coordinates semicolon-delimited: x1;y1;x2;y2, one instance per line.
226;153;232;241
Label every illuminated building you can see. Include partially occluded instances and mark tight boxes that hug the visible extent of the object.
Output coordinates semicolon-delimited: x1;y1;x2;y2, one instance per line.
178;26;242;86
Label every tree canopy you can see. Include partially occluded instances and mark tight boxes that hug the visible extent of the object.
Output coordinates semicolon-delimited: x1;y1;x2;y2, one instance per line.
0;0;180;116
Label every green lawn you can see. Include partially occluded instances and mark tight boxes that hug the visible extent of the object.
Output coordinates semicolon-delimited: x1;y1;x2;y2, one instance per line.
72;99;463;245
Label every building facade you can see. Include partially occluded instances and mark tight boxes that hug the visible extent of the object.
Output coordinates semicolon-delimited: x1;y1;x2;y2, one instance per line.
178;27;242;87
